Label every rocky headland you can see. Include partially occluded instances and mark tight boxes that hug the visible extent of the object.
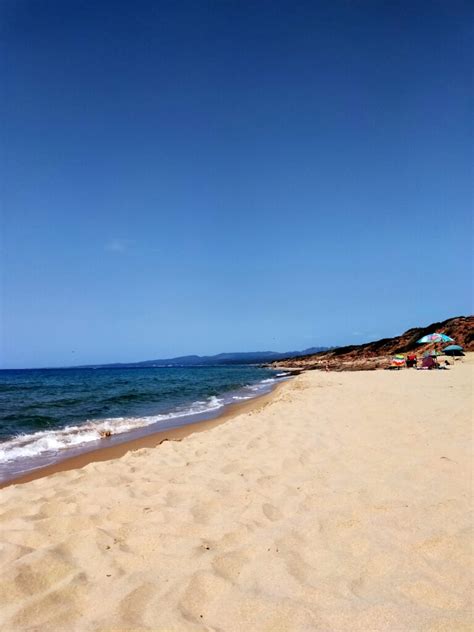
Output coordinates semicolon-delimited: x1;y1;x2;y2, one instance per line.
270;315;474;371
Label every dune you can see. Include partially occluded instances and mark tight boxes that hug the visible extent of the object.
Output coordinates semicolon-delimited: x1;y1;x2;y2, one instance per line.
0;357;472;631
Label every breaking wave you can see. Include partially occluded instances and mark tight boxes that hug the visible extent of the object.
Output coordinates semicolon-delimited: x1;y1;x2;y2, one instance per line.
0;368;292;481
0;396;224;465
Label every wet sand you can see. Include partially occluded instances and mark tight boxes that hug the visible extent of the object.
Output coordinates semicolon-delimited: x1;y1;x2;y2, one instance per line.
0;357;472;631
1;383;286;489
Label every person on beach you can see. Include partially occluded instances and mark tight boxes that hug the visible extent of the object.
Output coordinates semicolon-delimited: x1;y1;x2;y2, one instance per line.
419;355;436;370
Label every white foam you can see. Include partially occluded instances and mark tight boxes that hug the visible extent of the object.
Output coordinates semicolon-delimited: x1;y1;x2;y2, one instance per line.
0;395;225;465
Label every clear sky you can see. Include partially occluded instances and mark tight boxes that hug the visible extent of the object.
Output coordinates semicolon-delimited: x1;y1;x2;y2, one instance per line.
1;0;472;368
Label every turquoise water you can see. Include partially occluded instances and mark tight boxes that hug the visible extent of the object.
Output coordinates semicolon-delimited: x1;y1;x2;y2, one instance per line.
0;366;287;481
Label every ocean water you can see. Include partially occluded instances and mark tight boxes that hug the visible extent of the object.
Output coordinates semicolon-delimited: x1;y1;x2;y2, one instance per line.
0;366;289;482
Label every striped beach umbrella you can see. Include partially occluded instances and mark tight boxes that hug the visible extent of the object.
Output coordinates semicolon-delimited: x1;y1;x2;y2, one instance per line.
417;333;454;344
391;355;405;367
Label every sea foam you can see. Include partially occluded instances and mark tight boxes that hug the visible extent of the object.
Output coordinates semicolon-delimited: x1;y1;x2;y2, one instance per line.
0;395;225;465
0;369;290;482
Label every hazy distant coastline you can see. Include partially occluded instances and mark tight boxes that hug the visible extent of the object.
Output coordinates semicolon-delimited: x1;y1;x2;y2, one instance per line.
69;347;331;370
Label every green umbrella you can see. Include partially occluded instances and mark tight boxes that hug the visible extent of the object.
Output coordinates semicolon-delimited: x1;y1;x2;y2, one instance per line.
443;345;464;357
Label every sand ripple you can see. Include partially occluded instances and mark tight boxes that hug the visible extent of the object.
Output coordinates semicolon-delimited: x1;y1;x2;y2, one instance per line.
1;363;473;631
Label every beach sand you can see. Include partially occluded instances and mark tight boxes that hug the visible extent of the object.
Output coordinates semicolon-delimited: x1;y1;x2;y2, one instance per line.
0;358;472;631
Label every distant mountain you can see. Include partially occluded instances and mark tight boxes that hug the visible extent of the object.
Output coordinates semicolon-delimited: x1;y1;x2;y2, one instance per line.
79;347;329;369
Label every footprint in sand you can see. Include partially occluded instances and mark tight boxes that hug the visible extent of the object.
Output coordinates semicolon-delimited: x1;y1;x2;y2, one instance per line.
262;503;283;521
119;581;156;626
11;575;86;629
212;550;249;583
191;500;223;525
221;461;241;474
178;571;228;623
399;580;465;610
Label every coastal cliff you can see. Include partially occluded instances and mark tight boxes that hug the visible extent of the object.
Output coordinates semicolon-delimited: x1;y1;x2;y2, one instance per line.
270;315;474;371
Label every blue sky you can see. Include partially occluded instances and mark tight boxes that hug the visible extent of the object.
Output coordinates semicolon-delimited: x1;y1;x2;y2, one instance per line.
1;0;472;368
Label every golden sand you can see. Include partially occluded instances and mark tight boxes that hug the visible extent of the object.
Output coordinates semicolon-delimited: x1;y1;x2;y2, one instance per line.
0;357;472;631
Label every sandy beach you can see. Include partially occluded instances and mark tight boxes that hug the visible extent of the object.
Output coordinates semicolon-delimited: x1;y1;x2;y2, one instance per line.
0;359;472;631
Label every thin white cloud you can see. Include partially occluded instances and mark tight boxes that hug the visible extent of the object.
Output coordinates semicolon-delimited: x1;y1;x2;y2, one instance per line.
105;238;132;253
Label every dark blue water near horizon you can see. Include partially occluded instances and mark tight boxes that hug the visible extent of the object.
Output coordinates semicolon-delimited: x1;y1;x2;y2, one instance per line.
0;365;287;482
0;366;277;440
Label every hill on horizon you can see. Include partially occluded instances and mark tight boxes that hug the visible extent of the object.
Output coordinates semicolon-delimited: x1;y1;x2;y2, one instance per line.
76;347;330;369
271;316;474;371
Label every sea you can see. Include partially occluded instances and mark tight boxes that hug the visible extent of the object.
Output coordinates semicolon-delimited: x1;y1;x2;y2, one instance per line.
0;365;290;483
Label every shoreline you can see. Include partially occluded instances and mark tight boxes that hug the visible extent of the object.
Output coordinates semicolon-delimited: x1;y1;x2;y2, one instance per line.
1;359;471;630
0;379;289;489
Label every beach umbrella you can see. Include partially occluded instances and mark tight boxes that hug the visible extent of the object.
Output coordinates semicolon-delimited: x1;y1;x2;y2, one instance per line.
443;345;464;357
391;356;405;367
417;333;454;344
